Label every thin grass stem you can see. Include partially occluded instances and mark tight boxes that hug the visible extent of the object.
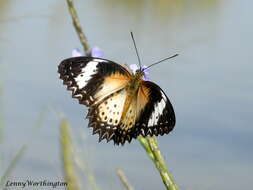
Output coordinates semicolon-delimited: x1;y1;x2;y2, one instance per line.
74;155;101;190
60;119;81;190
116;168;134;190
0;145;27;188
66;0;91;55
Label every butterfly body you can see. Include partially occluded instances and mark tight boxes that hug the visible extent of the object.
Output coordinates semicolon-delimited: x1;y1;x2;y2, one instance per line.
58;56;175;145
121;70;144;118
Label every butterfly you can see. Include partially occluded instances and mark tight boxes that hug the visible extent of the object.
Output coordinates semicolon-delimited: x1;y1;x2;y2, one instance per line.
58;34;177;145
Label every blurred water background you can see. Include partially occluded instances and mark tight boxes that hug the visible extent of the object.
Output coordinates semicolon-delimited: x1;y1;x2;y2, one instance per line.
0;0;252;189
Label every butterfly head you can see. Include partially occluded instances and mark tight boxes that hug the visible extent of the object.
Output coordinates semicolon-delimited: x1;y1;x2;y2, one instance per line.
129;64;149;81
135;69;144;77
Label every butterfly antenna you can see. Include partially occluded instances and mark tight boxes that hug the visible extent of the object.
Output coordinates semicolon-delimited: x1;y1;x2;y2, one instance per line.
144;54;179;70
130;32;142;69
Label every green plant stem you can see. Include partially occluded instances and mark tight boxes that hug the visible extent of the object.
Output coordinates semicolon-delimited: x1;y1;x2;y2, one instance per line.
138;136;155;161
66;0;91;55
0;145;27;188
138;136;180;190
60;119;80;190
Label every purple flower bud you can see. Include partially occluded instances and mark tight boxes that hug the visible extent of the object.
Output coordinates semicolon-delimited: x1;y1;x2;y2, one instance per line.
91;46;104;58
129;64;139;73
141;65;149;81
129;64;149;81
72;48;83;57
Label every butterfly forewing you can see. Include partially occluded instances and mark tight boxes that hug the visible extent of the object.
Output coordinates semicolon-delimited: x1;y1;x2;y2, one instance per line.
58;56;131;106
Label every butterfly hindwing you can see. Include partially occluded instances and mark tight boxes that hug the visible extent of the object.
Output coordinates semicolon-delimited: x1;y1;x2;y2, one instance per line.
134;81;176;137
112;81;175;145
87;88;128;142
58;56;131;106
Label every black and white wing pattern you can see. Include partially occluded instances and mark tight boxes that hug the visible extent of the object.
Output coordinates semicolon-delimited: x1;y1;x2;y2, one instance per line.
135;81;176;137
58;56;131;106
110;81;176;145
